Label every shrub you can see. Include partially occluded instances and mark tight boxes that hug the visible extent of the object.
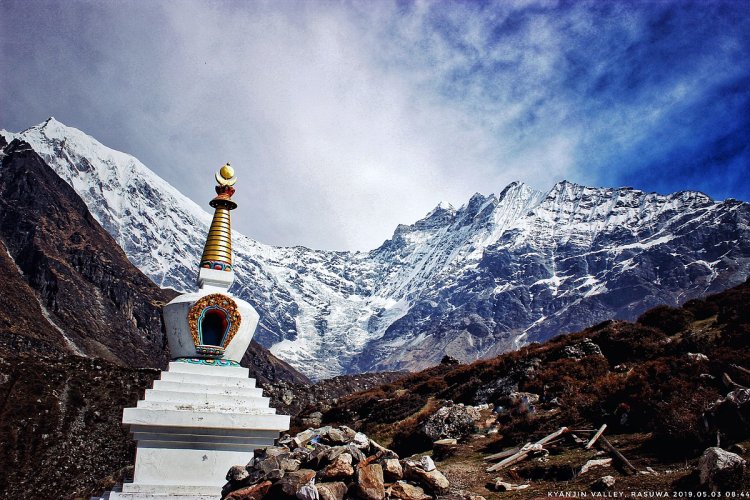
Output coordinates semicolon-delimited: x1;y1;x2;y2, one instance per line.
637;305;694;335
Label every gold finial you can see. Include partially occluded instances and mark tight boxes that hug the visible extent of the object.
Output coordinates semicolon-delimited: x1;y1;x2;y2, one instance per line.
200;163;238;273
215;162;237;186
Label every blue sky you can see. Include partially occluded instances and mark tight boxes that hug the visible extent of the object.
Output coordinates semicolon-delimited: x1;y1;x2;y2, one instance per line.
1;0;749;250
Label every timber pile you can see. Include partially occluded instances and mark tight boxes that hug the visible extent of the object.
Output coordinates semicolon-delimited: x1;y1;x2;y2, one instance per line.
483;423;640;478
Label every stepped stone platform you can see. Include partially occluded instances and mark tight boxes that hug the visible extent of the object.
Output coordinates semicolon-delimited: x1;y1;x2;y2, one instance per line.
102;361;289;499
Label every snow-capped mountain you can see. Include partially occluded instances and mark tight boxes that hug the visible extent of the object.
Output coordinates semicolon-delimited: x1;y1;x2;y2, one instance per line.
3;118;750;379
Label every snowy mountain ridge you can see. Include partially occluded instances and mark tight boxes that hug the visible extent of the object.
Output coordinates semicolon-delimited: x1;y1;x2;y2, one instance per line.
3;118;749;380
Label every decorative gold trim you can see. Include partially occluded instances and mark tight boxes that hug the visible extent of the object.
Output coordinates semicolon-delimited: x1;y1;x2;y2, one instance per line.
187;293;242;352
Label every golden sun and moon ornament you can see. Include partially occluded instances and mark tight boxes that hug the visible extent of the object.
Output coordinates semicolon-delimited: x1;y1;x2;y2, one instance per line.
215;162;238;186
200;163;238;272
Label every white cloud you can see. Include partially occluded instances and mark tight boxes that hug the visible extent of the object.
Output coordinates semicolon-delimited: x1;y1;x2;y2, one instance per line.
2;0;747;249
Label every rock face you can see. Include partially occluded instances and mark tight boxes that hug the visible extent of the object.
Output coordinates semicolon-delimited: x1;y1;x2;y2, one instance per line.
221;427;451;499
0;138;175;366
698;447;747;492
6;119;750;379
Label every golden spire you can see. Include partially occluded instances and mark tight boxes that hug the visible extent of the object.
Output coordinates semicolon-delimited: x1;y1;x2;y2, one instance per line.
200;163;238;272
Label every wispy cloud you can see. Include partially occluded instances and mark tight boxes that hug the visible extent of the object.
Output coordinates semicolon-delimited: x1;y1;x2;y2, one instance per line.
2;0;748;250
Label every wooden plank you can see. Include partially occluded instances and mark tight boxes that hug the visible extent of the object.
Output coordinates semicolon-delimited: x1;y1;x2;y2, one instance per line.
599;436;637;474
485;427;570;471
486;442;533;471
585;424;607;450
723;372;748;390
536;427;569;446
483;446;521;462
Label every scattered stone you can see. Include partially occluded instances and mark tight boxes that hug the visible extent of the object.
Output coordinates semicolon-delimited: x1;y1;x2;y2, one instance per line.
579;458;612;476
297;481;319;500
353;432;370;449
419;456;436;472
266;468;285;481
270;469;317;497
223;426;449;500
326;428;347;445
433;438;459;461
591;475;616;491
491;478;529;492
224;480;272;500
493;480;513;491
403;459;450;494
226;465;249;482
280;457;302;472
315;481;347;500
302;411;324;428
346;444;367;463
687;352;709;362
355;463;384;500
321;452;354;480
386;480;431;500
563;338;603;359
382;458;403;481
698;447;746;492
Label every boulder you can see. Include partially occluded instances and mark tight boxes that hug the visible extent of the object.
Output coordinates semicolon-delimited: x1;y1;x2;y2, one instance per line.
258;455;282;475
386;480;431;500
325;427;348;445
698;447;746;492
382;458;403;481
420;403;481;442
280;457;302;472
292;429;316;449
353;432;370;449
355;463;385;500
562;338;603;359
433;438;458;461
297;481;319;500
224;480;272;500
320;452;354;480
226;465;249;482
302;411;323;428
403;459;450;494
704;389;750;443
419;456;436;472
315;481;347;500
269;469;317;498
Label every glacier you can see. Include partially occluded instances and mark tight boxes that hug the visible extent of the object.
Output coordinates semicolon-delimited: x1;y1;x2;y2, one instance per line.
2;118;749;380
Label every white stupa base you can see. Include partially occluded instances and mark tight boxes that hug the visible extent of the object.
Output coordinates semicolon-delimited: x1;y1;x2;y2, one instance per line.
107;361;289;499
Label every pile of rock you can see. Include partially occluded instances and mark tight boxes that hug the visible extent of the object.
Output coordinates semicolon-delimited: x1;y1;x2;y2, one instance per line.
222;426;451;499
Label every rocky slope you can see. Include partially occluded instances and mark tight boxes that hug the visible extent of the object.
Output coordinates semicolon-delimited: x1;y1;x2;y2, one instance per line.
294;278;750;496
3;119;750;379
0;137;173;366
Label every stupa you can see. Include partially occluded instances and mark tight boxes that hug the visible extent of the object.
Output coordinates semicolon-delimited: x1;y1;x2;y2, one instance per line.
109;164;290;499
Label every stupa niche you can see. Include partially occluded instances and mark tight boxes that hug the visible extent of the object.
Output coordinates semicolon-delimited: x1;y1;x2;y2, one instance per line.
106;164;289;500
